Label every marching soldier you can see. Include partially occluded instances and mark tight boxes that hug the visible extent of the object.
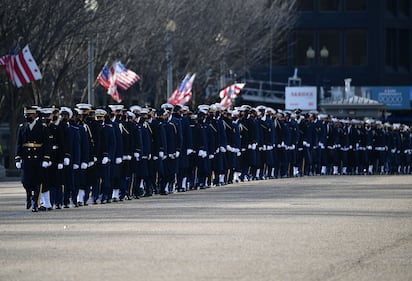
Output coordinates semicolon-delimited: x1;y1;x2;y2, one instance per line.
15;106;51;212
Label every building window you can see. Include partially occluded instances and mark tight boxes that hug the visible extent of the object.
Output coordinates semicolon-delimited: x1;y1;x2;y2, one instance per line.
293;30;314;66
319;0;341;12
319;30;340;66
298;0;314;11
398;0;410;17
398;29;410;71
345;30;367;66
385;0;396;16
385;29;396;70
345;0;367;11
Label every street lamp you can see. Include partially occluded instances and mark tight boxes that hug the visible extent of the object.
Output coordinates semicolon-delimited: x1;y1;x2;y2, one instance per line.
215;33;229;89
320;46;329;64
166;20;176;101
85;0;98;106
306;46;315;62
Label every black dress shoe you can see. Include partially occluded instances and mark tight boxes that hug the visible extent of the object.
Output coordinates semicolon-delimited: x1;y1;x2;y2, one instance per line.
38;206;47;211
63;205;70;208
32;207;38;212
55;204;62;210
26;201;31;210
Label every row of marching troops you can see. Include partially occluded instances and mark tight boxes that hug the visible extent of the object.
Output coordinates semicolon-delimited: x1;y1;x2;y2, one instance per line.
15;102;412;212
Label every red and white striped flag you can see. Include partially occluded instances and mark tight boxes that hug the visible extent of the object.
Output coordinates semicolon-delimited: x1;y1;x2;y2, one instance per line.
112;61;140;90
168;73;196;105
0;45;42;87
97;61;140;103
219;83;245;109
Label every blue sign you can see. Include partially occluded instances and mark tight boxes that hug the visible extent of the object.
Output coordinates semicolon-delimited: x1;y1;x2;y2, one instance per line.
370;86;410;110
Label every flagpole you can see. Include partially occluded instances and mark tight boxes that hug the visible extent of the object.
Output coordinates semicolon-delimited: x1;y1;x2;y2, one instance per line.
87;35;95;105
166;20;176;101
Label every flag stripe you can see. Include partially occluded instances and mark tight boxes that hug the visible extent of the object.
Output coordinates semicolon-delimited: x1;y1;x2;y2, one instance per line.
0;45;42;88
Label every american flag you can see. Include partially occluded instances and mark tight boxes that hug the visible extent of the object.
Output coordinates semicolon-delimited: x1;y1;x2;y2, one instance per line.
97;63;111;89
219;83;245;109
0;44;42;87
97;61;140;103
168;73;196;105
112;61;140;90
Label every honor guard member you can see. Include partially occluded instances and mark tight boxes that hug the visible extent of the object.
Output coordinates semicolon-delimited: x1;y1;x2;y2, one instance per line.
175;105;194;192
226;109;242;183
161;103;183;194
74;104;92;206
118;108;133;201
193;106;213;189
129;105;144;197
38;107;55;211
123;110;139;200
135;107;152;197
212;103;229;186
60;107;81;208
45;107;65;209
107;105;124;202
15;106;51;212
146;106;167;195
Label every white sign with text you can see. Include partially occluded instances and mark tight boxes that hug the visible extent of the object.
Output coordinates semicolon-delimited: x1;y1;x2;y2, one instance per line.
285;86;317;110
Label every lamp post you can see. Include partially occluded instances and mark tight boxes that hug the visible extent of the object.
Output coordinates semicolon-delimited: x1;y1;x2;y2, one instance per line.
166;20;176;101
215;33;229;89
85;0;98;106
306;45;329;101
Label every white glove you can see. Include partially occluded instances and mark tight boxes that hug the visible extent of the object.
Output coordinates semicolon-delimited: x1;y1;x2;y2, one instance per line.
122;155;128;160
220;146;226;153
115;157;122;164
102;157;109;165
81;162;88;169
237;151;241;157
152;156;159;160
15;161;22;169
267;145;273;150
251;143;257;150
64;157;70;166
303;141;310;147
159;151;165;159
367;145;372;150
148;154;152;160
391;148;396;153
187;149;194;155
198;150;205;157
134;152;140;160
93;157;97;162
88;162;94;167
263;145;267;151
247;144;252;149
169;154;175;159
175;151;180;158
73;164;79;170
209;154;214;159
42;161;49;168
58;163;64;170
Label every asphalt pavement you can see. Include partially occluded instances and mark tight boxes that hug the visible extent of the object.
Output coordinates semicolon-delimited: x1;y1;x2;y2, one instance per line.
0;175;411;281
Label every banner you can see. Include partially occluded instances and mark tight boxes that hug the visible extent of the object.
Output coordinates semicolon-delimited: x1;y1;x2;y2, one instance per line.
285;86;317;110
